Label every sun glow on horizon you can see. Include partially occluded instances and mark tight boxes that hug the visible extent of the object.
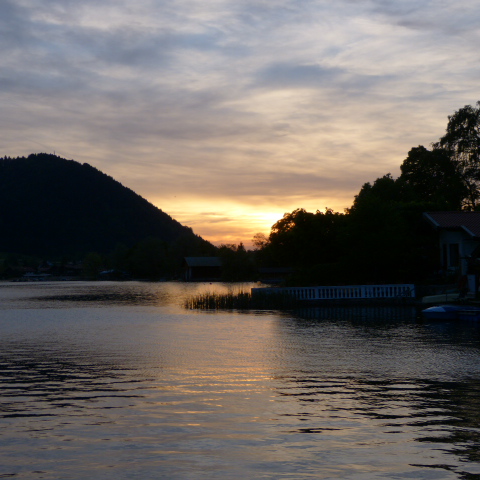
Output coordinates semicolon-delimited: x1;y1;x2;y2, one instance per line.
2;1;476;252
153;196;352;248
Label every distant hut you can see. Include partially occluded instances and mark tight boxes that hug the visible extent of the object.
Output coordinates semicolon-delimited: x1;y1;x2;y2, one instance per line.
183;257;222;281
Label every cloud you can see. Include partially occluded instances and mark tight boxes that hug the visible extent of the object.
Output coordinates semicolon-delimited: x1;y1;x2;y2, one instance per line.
255;63;344;89
2;0;480;245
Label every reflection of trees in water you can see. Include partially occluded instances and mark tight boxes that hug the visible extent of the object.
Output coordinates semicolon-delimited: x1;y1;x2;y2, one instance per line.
413;379;480;477
293;305;480;346
0;342;143;419
294;305;418;323
271;309;480;478
349;377;480;478
273;372;480;478
23;281;259;308
33;291;160;306
29;283;168;307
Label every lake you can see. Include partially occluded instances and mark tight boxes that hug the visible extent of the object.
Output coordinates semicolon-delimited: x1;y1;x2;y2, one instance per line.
1;280;480;479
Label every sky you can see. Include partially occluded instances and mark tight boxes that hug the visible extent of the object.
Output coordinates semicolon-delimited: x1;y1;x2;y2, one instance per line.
1;0;479;247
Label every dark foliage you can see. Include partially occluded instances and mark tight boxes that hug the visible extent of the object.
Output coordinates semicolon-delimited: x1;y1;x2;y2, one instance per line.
433;101;480;209
261;208;347;267
346;176;439;284
218;243;257;281
398;146;465;209
256;102;480;286
0;153;214;263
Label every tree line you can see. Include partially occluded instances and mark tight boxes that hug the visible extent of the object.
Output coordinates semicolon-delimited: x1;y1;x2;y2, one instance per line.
253;101;480;285
0;153;216;280
2;102;479;283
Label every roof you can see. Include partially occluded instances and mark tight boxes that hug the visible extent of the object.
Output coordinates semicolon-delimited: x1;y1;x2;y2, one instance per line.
424;211;480;238
184;257;222;267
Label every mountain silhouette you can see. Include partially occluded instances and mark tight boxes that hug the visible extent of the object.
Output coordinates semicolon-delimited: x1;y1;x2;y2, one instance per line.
0;153;212;258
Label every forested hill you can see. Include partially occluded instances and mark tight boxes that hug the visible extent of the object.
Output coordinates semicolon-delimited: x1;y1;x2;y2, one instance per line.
0;153;213;258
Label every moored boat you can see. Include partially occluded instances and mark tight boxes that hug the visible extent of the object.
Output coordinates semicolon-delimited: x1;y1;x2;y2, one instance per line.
422;304;480;321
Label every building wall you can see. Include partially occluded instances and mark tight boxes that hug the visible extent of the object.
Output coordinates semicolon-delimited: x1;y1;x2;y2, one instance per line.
438;230;478;275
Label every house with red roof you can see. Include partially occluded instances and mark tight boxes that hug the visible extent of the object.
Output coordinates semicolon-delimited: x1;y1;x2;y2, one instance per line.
424;212;480;286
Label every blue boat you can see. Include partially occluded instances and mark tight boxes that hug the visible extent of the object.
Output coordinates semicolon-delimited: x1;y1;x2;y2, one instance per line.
422;304;480;321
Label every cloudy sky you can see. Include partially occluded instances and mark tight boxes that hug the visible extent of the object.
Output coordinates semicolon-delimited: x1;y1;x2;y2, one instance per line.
1;0;479;246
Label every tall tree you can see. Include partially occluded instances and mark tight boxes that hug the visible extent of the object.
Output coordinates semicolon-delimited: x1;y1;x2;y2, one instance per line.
433;101;480;209
267;208;346;269
346;174;438;283
349;174;401;214
398;146;465;209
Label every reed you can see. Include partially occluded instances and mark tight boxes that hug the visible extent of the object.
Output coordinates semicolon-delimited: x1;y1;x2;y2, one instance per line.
184;289;300;310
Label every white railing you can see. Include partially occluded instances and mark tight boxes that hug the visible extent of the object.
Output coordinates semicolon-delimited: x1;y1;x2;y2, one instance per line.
252;284;415;301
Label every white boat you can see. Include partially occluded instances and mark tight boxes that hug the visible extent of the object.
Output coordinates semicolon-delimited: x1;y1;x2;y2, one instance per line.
422;304;480;321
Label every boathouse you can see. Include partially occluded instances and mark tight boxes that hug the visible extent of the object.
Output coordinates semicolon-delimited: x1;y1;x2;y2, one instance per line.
183;257;222;281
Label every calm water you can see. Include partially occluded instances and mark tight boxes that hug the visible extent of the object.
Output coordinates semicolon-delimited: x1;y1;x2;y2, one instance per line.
1;281;480;479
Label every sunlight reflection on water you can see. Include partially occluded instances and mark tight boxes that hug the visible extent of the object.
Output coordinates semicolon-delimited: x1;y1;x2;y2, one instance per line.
1;281;480;479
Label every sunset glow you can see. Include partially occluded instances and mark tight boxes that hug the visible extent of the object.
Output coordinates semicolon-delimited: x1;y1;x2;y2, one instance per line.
1;1;479;246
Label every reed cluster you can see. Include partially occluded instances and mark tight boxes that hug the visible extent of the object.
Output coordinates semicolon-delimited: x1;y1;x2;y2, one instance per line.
184;289;300;310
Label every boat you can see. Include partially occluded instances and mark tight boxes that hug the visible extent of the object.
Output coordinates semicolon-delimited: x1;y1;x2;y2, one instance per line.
422;304;480;321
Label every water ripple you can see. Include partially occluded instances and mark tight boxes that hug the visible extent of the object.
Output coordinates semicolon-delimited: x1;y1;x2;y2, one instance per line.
1;281;480;479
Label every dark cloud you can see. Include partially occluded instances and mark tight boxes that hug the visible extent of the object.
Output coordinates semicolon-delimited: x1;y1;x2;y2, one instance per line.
256;63;341;89
253;62;389;93
0;2;42;53
368;0;480;34
1;0;479;243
